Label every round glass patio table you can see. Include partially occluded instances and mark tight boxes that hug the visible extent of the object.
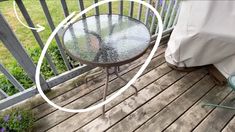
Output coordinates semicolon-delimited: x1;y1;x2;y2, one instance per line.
62;14;151;116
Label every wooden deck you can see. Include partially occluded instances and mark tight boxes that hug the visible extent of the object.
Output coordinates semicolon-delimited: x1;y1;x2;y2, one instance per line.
30;44;235;132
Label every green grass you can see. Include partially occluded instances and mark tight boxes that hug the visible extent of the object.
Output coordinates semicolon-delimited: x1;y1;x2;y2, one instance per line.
0;0;149;95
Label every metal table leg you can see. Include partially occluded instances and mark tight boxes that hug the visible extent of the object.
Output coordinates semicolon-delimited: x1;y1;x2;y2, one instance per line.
114;67;138;96
202;96;235;110
102;67;109;117
202;103;235;110
102;66;138;117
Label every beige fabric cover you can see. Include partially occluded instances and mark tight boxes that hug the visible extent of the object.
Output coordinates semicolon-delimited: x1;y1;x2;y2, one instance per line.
165;1;235;78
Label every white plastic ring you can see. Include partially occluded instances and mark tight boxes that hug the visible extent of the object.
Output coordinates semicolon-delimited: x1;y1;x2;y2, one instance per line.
35;0;163;113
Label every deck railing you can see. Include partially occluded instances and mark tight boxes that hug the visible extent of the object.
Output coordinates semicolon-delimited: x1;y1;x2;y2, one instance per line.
0;0;180;110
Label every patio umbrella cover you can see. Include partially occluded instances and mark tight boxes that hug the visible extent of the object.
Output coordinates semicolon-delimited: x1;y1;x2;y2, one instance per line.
165;1;235;78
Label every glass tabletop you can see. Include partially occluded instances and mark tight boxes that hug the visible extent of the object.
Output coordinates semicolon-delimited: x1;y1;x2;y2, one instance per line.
62;14;151;67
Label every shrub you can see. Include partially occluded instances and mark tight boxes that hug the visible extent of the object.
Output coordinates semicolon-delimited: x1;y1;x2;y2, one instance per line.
0;109;34;132
0;44;68;95
0;62;33;96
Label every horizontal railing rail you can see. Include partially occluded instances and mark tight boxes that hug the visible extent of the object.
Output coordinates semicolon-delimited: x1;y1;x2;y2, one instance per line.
0;0;180;110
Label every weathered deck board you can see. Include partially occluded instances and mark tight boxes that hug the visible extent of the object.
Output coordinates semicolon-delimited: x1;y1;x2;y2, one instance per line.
33;45;166;119
105;69;207;132
77;70;187;132
164;85;231;132
134;75;215;132
31;45;234;132
35;50;168;131
193;92;235;132
49;64;175;132
33;45;166;120
222;116;235;132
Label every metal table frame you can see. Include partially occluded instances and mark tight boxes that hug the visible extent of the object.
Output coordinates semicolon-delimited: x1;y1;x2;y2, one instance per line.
102;66;138;116
202;75;235;110
62;14;150;117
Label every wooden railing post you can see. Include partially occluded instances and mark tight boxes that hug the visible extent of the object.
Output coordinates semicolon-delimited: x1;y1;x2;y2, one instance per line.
144;0;151;26
167;0;178;28
173;2;181;26
163;0;174;30
129;1;134;17
108;2;112;15
0;13;49;91
119;0;124;15
94;0;100;15
137;0;143;20
0;89;8;99
78;0;86;18
150;0;159;34
0;63;25;92
15;0;58;75
155;0;167;34
40;0;72;70
60;0;70;17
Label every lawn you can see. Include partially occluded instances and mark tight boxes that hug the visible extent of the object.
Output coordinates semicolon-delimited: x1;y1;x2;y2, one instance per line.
0;0;148;95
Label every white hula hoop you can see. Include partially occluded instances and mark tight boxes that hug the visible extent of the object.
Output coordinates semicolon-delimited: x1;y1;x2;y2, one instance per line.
35;0;163;113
